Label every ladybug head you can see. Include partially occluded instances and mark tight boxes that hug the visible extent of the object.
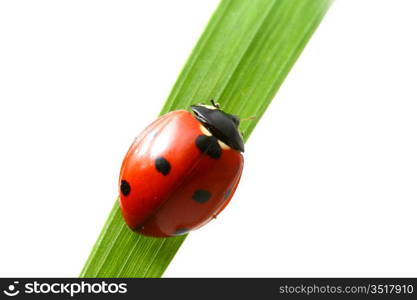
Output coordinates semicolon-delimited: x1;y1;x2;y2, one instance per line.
191;102;244;152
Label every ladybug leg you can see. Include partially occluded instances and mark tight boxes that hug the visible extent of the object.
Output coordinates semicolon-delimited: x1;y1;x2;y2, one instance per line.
240;116;257;121
210;99;220;109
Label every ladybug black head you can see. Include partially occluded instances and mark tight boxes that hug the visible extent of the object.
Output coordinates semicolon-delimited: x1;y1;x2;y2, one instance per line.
191;103;244;152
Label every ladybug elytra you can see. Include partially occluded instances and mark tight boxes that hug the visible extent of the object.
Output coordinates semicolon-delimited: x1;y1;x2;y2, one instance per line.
119;101;244;237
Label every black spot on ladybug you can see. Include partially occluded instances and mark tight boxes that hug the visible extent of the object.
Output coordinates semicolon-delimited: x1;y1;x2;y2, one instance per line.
120;180;131;196
174;228;189;236
155;156;171;175
195;135;222;159
224;188;232;199
192;189;211;203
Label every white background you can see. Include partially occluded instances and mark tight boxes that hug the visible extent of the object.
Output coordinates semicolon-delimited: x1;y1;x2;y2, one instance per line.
1;0;416;277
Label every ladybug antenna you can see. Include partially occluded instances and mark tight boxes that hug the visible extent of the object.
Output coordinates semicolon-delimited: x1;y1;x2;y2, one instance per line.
240;116;257;121
210;99;220;109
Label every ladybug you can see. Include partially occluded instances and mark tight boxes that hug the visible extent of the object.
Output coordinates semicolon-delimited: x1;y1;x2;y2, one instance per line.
119;101;244;237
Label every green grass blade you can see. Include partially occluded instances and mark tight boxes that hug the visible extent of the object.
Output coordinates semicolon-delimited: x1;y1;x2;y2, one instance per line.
80;0;333;278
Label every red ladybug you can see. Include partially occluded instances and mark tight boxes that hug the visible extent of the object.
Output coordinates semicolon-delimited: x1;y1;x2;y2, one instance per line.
119;101;244;237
